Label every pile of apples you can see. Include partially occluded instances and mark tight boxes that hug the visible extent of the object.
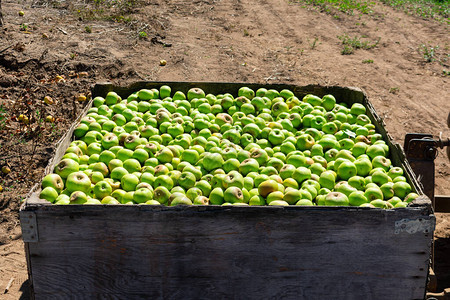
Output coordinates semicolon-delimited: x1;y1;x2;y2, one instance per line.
39;85;418;208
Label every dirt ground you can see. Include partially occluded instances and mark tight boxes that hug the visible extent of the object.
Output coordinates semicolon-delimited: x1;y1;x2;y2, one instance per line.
0;0;448;298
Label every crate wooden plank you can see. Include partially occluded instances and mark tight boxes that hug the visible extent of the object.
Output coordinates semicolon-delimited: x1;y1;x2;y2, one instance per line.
23;205;433;300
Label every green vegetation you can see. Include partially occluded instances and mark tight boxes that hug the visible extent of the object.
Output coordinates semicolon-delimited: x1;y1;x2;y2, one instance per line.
338;34;380;55
294;0;448;23
0;104;7;130
419;44;439;62
379;0;449;23
75;0;139;22
389;87;400;94
294;0;375;15
311;37;319;49
138;31;147;39
362;59;374;63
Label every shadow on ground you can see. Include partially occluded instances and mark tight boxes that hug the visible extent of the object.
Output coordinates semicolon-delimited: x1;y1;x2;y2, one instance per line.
434;237;450;292
19;279;30;300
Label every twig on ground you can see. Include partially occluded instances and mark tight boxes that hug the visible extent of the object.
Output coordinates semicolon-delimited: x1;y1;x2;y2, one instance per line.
0;0;4;27
4;277;14;294
57;27;68;35
0;44;13;54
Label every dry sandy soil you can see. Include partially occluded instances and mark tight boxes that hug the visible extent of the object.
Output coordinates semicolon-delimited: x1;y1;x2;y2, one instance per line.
0;0;448;298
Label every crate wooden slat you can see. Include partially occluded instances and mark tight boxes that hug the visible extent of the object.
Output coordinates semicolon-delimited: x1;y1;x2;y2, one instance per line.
24;205;433;300
21;82;435;300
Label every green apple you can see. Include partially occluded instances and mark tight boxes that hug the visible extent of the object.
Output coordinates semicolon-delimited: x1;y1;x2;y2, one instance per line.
335;181;357;197
70;191;89;204
187;88;206;101
208;187;224;205
371;170;390;186
356;114;371;126
41;173;64;193
388;167;404;180
296;134;315;151
222;158;239;173
159;85;171;99
372;156;391;172
93;180;113;199
74;123;90;138
322;122;338;135
393;176;407;183
54;158;79;179
121;173;139;191
107;158;123;171
170;196;193;206
222;147;237;160
249;195;266;206
266;157;285;172
351;142;368;158
303;94;322;106
350;103;366;115
348;175;366;190
250;148;269;166
283;189;302;205
192;196;208;205
153;174;174;191
393;181;412;199
98;150;115;166
292;167;312;185
110;167;129;182
223;171;244;189
321;94;336;111
202;152;225;171
39;186;59;203
155;147;174;164
132;188;152;204
318;170;336;190
266;200;288;206
258;180;279;198
224;186;244;203
354;157;372;177
295;199;314;206
177;171;196;190
110;189;127;204
404;192;419;203
54;194;70;205
366;144;386;160
380;182;395;199
387;196;403;207
264;190;283;204
370;199;393;209
364;186;384;201
182;165;202;180
239;158;260;176
394;201;408;208
195;180;211;197
180;149;200;165
348;191;368;206
66;171;91;194
153;186;170;204
279;164;296;180
337;161;357;181
325;192;349;206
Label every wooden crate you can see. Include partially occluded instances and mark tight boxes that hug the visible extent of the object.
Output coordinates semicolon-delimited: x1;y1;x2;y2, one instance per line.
20;82;435;300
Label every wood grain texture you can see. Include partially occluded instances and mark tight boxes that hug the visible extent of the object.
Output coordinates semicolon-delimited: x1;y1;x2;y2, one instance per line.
22;205;434;300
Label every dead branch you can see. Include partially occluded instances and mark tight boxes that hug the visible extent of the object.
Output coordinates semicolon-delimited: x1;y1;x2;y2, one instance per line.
0;0;4;27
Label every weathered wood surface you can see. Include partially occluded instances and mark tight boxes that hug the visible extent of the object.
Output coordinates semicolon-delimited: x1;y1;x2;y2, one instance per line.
22;205;434;300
